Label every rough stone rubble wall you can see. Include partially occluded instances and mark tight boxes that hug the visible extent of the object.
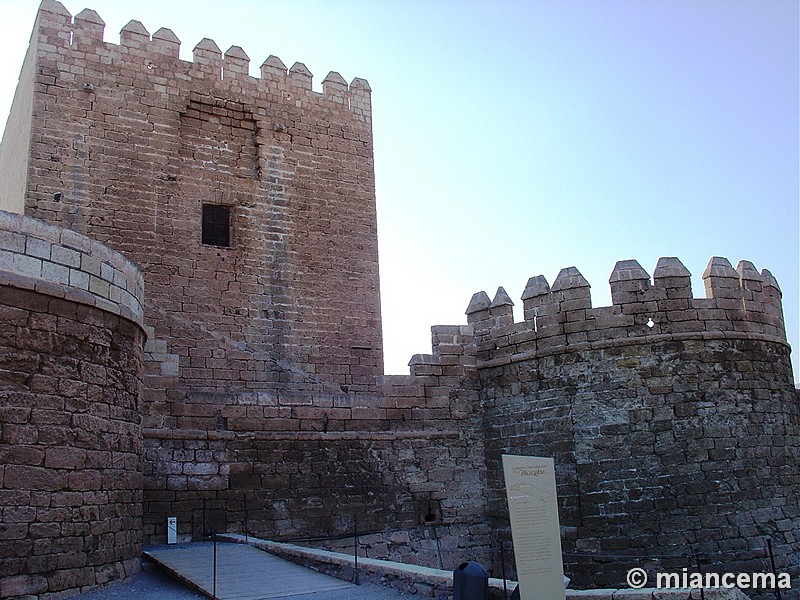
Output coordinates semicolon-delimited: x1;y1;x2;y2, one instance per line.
0;210;146;598
1;2;797;595
462;256;798;594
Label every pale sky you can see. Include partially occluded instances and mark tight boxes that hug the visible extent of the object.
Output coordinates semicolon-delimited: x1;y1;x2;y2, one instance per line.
1;0;797;382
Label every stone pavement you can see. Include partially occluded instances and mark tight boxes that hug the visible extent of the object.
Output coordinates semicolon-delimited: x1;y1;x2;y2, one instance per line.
73;543;415;600
143;542;355;599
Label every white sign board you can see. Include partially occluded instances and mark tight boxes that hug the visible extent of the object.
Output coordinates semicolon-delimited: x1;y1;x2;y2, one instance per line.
502;455;566;600
167;516;177;545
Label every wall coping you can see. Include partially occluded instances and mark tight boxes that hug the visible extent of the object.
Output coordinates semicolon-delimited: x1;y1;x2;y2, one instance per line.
0;209;145;328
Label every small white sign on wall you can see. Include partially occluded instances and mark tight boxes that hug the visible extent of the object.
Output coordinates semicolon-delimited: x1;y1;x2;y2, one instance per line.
167;516;177;545
502;455;566;600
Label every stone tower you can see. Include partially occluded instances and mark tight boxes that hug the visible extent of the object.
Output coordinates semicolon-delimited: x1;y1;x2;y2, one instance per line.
1;3;798;599
0;0;398;566
0;0;384;410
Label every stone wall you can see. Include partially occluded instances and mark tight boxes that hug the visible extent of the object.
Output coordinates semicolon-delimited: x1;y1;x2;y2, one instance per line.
140;324;492;572
0;210;146;598
13;0;382;410
1;4;797;597
0;0;390;555
465;257;798;595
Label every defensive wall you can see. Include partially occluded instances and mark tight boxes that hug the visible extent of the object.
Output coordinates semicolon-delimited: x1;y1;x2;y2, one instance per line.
0;210;145;597
458;256;798;590
0;3;491;596
1;0;383;403
0;2;797;599
306;254;798;598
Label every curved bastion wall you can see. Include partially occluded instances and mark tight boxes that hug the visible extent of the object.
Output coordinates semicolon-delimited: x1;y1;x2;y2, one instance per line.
459;256;798;592
0;210;146;598
0;2;796;596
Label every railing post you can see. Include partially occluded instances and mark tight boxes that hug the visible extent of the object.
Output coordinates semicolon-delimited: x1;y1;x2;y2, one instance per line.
213;530;218;600
499;539;508;599
767;538;782;600
353;515;360;585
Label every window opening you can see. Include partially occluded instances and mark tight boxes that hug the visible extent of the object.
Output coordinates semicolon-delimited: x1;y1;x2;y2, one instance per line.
202;204;231;247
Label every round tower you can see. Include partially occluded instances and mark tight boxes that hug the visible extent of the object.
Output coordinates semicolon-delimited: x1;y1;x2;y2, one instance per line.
0;210;146;597
471;257;798;595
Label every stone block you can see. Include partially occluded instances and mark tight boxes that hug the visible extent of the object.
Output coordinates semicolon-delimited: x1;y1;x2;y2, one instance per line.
0;574;48;596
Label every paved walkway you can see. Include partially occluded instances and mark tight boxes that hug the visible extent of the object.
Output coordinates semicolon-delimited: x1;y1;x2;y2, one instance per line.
144;542;355;600
72;556;414;599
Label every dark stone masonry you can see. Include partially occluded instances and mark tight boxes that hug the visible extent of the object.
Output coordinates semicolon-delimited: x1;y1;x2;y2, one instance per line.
0;2;797;599
0;212;146;597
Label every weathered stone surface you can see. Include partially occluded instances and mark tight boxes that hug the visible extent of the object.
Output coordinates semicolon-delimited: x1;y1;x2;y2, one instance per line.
0;3;797;600
0;213;145;597
0;285;144;595
472;262;797;595
466;291;492;314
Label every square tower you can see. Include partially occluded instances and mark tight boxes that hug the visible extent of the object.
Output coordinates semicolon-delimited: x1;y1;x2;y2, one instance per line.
0;1;384;412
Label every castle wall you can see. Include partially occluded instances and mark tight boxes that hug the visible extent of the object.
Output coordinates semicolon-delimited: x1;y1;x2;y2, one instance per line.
0;210;146;598
1;0;394;551
140;324;492;572
1;4;797;596
15;1;383;409
0;6;38;214
466;257;798;593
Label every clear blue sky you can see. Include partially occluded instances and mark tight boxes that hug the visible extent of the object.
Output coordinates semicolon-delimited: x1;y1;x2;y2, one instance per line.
1;0;797;381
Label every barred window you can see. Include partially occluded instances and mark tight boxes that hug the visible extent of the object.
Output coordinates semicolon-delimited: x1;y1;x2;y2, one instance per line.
202;205;230;247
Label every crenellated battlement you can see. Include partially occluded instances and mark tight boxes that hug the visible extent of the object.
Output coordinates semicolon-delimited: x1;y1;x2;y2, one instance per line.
471;257;798;592
2;5;799;594
458;256;787;367
33;0;371;119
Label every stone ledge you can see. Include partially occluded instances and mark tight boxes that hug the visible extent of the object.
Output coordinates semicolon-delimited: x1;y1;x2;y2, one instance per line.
0;268;144;330
0;210;145;328
217;534;455;598
142;428;461;442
